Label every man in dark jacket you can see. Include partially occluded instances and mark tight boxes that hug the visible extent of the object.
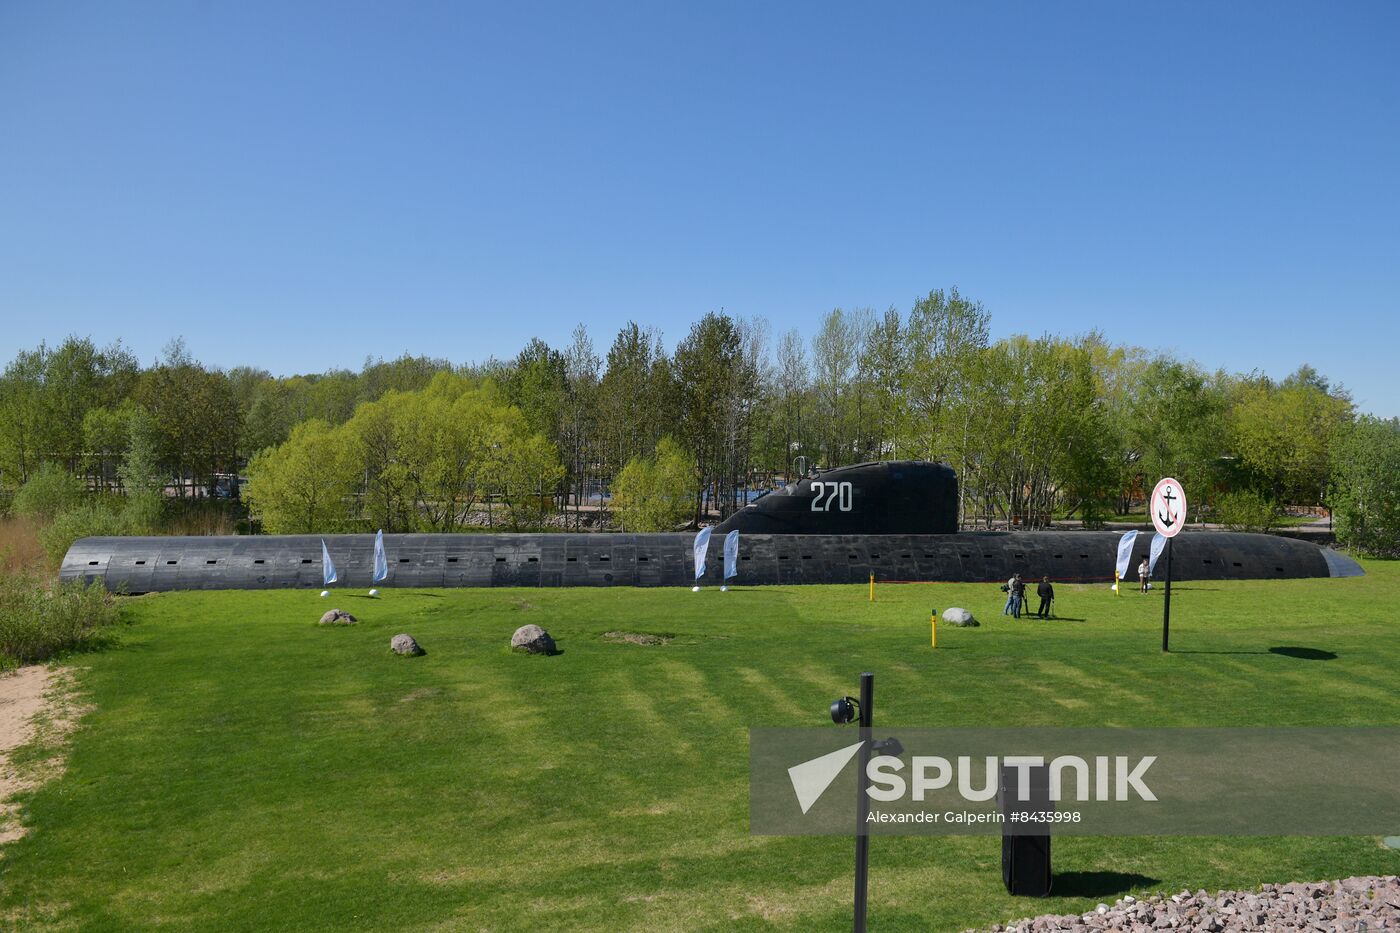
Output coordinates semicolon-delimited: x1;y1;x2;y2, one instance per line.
1036;576;1054;618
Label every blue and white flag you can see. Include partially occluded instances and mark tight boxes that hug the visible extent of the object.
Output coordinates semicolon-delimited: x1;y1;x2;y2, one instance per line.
372;529;389;583
693;527;713;581
321;539;338;586
1148;532;1167;577
723;529;740;581
1115;530;1138;580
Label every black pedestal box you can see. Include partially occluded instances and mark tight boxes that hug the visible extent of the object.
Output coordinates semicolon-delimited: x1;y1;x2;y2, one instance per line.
999;764;1053;896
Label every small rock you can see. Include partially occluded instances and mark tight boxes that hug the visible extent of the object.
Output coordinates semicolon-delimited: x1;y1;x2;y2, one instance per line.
942;607;979;627
511;624;556;655
319;609;357;625
391;633;423;656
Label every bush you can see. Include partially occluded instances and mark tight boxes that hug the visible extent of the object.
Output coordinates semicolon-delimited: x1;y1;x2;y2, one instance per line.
0;570;123;667
12;464;86;523
611;437;698;531
38;503;128;566
1330;415;1400;557
122;490;166;534
1216;489;1277;533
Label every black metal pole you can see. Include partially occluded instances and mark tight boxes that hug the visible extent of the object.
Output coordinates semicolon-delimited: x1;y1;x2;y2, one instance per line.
1162;537;1173;652
853;671;874;933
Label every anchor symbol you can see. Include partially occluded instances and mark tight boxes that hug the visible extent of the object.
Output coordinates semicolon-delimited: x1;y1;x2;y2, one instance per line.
1158;487;1177;528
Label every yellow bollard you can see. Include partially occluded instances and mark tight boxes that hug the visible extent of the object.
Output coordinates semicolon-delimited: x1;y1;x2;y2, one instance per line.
869;572;875;602
1114;571;1120;596
930;611;938;648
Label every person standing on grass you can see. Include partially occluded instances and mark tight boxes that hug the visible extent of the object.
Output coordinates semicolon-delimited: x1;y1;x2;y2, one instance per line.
1036;576;1054;618
1010;572;1026;619
1138;556;1150;593
1002;574;1017;615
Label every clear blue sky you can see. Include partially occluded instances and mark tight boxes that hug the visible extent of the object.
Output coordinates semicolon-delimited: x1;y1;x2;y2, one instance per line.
2;2;1396;415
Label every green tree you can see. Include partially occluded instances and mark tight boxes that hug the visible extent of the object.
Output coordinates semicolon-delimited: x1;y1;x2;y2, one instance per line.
1120;356;1231;516
389;375;500;532
0;337;137;486
13;463;86;523
773;329;811;474
1329;415;1400;556
241;378;302;456
1230;370;1352;505
343;393;413;531
943;336;1115;529
561;324;601;529
115;405;166;531
134;349;243;497
674;312;757;521
810;308;860;468
0;348;45;487
611;437;697;531
494;430;566;531
242;420;358;533
82;404;133;491
501;338;567;441
901;287;990;460
598;322;676;490
860;307;906;458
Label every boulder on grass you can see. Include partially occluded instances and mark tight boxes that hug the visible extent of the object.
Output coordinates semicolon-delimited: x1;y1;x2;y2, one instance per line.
319;609;357;625
511;624;556;655
391;633;424;656
942;607;978;627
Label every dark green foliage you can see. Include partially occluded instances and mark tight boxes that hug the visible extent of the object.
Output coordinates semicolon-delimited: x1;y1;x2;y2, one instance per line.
0;307;1381;536
12;464;86;523
36;503;127;565
1216;489;1278;533
1330;416;1400;557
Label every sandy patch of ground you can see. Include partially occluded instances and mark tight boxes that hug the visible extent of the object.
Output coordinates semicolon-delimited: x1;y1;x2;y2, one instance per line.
603;631;674;646
0;665;82;846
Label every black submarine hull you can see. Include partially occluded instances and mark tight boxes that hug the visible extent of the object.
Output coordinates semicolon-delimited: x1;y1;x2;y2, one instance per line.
61;530;1360;592
60;460;1362;591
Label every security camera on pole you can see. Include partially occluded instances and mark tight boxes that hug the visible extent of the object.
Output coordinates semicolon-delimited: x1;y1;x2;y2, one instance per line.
1150;477;1187;652
827;673;905;933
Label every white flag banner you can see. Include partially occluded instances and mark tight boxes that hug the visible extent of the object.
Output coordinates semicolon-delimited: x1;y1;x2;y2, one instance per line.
373;529;389;583
693;527;713;581
723;530;740;581
1148;532;1167;577
321;539;339;586
1115;530;1138;580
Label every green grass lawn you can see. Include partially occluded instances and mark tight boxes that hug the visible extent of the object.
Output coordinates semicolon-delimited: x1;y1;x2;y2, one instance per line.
3;564;1399;931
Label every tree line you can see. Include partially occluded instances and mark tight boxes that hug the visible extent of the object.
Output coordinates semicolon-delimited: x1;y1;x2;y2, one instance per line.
2;289;1397;556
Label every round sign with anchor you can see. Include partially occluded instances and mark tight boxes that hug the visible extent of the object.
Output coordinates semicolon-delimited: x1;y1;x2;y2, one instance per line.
1151;477;1187;538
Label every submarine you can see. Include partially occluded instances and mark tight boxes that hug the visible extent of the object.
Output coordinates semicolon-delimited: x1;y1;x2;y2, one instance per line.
61;460;1361;592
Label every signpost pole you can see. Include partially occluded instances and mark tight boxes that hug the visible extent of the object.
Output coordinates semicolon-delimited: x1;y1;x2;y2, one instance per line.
853;672;873;933
1162;537;1172;652
1151;477;1185;654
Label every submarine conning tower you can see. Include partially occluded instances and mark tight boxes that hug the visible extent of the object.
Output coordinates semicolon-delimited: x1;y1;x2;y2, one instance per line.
714;460;959;536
